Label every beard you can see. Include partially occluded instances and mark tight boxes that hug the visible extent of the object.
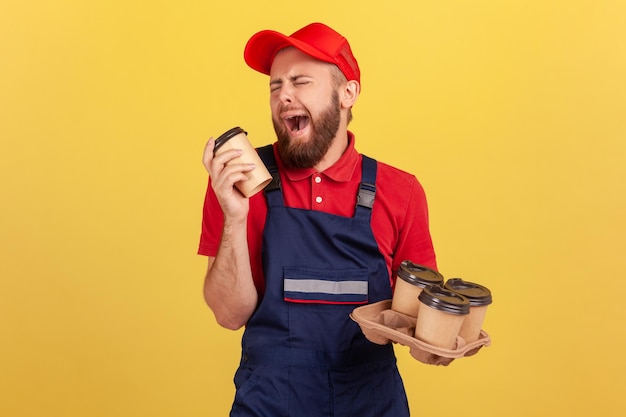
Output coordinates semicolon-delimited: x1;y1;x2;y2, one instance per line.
273;91;341;169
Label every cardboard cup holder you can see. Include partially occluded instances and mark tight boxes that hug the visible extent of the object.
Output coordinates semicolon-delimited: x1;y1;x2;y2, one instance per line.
350;300;491;366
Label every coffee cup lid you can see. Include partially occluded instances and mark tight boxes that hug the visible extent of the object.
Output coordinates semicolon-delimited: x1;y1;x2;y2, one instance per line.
396;260;444;288
214;127;247;154
444;278;493;306
418;284;470;315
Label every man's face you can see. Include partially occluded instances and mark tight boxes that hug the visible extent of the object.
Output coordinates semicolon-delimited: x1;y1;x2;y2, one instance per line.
269;48;341;168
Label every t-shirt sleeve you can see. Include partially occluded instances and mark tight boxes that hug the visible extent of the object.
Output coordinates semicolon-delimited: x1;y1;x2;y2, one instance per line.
372;163;438;286
392;175;438;274
197;176;223;257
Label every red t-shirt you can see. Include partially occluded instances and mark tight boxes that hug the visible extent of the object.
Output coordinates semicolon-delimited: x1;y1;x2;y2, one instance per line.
198;133;437;295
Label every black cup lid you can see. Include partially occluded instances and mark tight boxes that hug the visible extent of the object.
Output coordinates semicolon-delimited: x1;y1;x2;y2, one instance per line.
418;284;470;315
213;127;247;154
396;260;444;288
444;278;493;306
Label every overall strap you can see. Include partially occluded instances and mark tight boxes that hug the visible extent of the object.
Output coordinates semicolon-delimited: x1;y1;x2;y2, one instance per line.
354;155;378;220
257;145;284;207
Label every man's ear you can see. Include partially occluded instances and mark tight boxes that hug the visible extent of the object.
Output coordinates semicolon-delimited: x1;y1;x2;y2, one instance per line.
341;80;360;109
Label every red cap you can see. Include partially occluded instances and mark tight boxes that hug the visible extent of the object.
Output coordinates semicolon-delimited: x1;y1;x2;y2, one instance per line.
244;22;360;84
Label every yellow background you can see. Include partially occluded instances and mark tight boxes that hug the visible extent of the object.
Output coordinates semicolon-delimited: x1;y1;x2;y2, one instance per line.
1;1;625;416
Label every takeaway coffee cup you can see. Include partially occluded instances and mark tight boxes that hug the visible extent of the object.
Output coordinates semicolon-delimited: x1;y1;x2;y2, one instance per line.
414;284;470;349
444;278;493;343
391;261;444;317
213;127;272;197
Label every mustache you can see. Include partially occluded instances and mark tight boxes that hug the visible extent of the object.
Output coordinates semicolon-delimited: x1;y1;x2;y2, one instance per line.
279;104;309;114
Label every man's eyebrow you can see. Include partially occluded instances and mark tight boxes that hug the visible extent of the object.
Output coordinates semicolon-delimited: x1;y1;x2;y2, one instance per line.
269;75;310;86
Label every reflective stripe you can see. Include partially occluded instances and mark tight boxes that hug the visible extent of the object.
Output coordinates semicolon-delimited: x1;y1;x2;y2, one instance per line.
284;279;368;295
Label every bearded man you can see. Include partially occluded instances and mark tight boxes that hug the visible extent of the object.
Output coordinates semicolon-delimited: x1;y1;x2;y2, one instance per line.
198;22;437;417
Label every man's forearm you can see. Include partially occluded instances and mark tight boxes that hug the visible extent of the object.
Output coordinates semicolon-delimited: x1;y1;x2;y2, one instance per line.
203;218;258;330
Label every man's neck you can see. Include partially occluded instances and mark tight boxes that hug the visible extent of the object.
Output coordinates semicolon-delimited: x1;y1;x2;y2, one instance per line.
314;130;350;172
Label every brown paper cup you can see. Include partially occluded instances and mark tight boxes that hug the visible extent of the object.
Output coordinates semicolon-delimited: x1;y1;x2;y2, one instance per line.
391;278;424;317
413;305;466;349
391;261;444;317
443;278;493;343
214;127;272;197
459;305;488;343
413;284;470;349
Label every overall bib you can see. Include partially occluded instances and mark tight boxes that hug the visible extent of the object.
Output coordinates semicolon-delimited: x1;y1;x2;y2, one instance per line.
230;146;409;417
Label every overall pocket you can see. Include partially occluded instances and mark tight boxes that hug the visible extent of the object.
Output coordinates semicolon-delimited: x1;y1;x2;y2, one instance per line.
283;266;369;304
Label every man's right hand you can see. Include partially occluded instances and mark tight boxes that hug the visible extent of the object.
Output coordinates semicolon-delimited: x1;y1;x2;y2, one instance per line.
202;138;256;222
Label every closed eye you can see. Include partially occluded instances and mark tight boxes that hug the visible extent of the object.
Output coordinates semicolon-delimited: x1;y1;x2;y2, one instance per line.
270;79;282;93
269;76;312;93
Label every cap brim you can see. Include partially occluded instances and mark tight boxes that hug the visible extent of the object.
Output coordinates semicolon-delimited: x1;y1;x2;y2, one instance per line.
244;30;335;76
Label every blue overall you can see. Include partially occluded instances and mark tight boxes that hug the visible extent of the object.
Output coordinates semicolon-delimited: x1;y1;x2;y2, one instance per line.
230;146;409;417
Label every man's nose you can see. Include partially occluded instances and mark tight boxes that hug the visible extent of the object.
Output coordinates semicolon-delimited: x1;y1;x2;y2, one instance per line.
278;85;294;104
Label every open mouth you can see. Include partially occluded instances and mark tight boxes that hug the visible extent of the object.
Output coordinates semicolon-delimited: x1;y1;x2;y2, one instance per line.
285;115;310;133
